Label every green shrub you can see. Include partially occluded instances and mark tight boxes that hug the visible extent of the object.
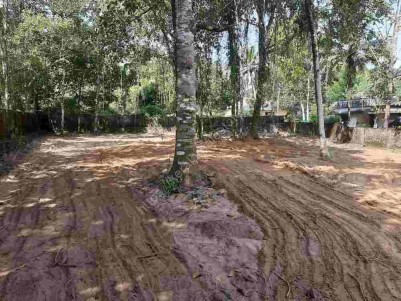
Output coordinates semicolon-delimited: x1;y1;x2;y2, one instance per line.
325;115;341;123
160;176;180;195
141;104;165;118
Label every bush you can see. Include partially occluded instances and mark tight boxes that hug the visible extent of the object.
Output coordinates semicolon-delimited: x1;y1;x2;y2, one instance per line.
325;115;341;123
141;104;165;118
310;115;318;124
160;176;180;195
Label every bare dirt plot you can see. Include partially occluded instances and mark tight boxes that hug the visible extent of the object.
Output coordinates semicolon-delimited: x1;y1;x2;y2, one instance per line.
200;138;401;300
0;134;192;300
0;133;401;300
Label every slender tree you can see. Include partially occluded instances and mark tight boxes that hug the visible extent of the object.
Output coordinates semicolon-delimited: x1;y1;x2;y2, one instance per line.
1;0;9;111
227;1;241;138
304;0;329;159
251;1;275;139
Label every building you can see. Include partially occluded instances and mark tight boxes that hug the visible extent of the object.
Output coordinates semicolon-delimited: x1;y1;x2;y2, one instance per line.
333;98;401;128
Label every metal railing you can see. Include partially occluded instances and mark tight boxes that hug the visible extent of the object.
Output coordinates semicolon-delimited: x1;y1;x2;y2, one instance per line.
333;98;383;109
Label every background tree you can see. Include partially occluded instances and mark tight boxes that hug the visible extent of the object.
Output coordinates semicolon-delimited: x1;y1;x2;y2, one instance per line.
304;0;330;158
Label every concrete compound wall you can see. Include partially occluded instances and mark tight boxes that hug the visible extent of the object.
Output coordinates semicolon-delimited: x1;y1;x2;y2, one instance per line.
350;127;401;148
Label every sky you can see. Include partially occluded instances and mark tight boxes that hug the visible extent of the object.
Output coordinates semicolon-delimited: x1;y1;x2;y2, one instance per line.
214;2;401;68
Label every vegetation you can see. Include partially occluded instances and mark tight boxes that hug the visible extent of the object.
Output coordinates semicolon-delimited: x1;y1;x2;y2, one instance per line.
1;0;400;176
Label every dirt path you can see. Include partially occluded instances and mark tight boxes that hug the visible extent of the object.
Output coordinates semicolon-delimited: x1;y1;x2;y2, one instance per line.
1;134;401;300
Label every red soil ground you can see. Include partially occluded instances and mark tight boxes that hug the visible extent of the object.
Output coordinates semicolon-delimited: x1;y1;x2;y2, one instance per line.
0;133;400;300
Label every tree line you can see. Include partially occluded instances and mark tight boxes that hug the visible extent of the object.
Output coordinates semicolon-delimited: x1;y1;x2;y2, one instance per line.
0;0;399;178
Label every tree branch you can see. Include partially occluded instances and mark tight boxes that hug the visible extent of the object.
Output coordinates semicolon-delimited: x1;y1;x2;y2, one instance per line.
196;22;232;33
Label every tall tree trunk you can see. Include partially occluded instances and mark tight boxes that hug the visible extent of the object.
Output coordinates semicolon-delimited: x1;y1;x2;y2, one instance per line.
59;37;66;134
276;87;281;115
390;0;401;96
122;84;128;116
346;47;356;122
33;87;40;131
77;79;82;133
60;98;65;133
305;0;329;159
169;0;197;181
94;63;105;133
384;103;390;129
1;0;9;112
306;74;310;122
392;0;401;65
237;0;245;138
251;1;267;139
251;2;275;139
121;66;128;132
94;71;101;133
60;69;66;134
301;103;306;122
228;5;240;139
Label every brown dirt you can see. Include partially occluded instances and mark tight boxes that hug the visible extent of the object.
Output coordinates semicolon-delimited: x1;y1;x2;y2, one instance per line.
0;134;189;300
1;133;401;300
199;137;401;300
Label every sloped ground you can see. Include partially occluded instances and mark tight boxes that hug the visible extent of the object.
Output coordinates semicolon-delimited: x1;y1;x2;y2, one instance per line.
0;133;400;300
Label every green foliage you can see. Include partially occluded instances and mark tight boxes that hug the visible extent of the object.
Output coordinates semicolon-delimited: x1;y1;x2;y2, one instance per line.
327;68;373;102
326;69;347;102
0;0;397;133
141;83;159;106
140;104;165;117
160;177;180;195
310;115;318;124
1;0;175;116
326;115;341;123
100;107;119;116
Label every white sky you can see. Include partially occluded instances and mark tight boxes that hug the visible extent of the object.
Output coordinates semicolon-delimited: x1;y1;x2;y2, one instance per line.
213;2;401;68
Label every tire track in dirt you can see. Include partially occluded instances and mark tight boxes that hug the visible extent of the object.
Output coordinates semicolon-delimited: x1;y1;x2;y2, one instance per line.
0;135;195;300
203;156;401;300
0;149;81;300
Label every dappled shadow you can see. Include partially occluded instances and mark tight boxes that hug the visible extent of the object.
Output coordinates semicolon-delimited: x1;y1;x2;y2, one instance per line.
0;134;193;300
54;133;401;300
1;133;401;300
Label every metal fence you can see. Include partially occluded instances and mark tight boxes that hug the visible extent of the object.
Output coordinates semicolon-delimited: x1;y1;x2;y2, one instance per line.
0;110;46;139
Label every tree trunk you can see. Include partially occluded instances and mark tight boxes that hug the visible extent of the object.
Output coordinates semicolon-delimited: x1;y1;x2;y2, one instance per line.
197;106;204;140
390;0;401;94
305;0;329;159
59;36;66;134
346;47;356;123
301;103;306;122
392;0;401;65
1;0;9;111
169;0;197;182
228;7;240;139
384;103;391;129
251;2;275;139
94;68;102;133
61;98;65;133
77;79;82;133
251;1;267;139
33;87;40;131
121;66;128;132
237;0;245;138
276;87;281;115
306;74;310;122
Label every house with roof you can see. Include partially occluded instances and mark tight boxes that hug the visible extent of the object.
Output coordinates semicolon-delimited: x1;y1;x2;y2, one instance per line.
332;97;401;128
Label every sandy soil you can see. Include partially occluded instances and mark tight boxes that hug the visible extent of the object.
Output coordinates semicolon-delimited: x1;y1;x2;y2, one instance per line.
200;137;401;300
0;133;400;300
